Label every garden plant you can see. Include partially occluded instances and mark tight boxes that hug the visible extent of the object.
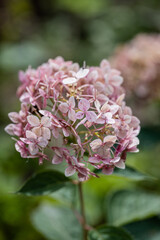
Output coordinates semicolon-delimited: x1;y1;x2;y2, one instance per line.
5;56;149;240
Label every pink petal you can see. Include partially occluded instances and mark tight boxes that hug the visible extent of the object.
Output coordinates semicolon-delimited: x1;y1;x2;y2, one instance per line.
94;100;101;112
41;116;51;127
65;166;76;177
15;141;27;157
26;130;37;140
68;109;76;122
20;137;31;144
104;112;112;119
78;173;88;182
32;127;41;137
52;154;63;164
8;112;20;123
28;143;39;155
19;70;25;83
128;147;139;153
111;75;123;86
110;157;120;163
128;137;140;149
41;127;51;140
27;115;40;127
116;94;125;105
68;96;75;108
52;127;59;139
124;106;132;115
97;146;109;156
76;111;84;119
104;73;110;84
77;135;82;148
76;68;89;79
97;94;109;104
5;124;15;135
12;123;22;136
39;110;52;118
100;59;110;70
78;98;90;112
117;129;128;139
58;103;69;113
62;128;70;137
20;92;30;103
124;115;131;124
88;157;100;163
110;105;119;114
90;139;102;152
115;159;125;169
104;112;115;124
87;70;98;81
101;102;110;112
54;148;62;157
77;166;88;175
69;63;79;72
15;142;21;153
95;81;105;92
95;117;105;124
86;111;97;122
38;137;48;148
102;166;114;175
107;118;115;124
107;84;114;94
72;156;78;165
130;116;140;128
104;135;117;144
62;77;77;84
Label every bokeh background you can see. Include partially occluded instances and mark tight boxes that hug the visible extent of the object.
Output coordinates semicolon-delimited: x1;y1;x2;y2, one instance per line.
0;0;160;239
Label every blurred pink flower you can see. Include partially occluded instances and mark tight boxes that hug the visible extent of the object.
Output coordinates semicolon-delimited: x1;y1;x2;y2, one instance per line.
111;33;160;101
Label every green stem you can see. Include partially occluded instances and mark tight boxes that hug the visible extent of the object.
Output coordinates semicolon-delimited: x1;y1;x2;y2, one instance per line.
78;182;88;240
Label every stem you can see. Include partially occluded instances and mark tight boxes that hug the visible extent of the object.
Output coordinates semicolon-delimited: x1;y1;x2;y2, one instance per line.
78;182;88;240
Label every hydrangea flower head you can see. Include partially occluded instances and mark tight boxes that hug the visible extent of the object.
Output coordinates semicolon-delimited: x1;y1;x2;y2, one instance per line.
5;56;140;181
111;34;160;100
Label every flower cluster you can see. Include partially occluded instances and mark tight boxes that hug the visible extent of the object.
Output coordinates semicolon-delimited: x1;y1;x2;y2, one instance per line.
5;57;140;181
110;34;160;100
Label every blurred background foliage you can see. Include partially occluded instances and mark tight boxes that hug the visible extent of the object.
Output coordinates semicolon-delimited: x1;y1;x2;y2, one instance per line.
0;0;160;239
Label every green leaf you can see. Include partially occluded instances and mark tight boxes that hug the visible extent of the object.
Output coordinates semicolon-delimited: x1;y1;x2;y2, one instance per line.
88;225;134;240
112;166;154;181
17;170;70;196
106;189;160;226
95;166;154;182
127;146;160;179
31;203;82;240
124;217;160;240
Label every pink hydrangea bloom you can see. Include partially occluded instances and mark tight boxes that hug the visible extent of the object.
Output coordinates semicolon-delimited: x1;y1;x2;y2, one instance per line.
111;33;160;100
5;56;140;181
